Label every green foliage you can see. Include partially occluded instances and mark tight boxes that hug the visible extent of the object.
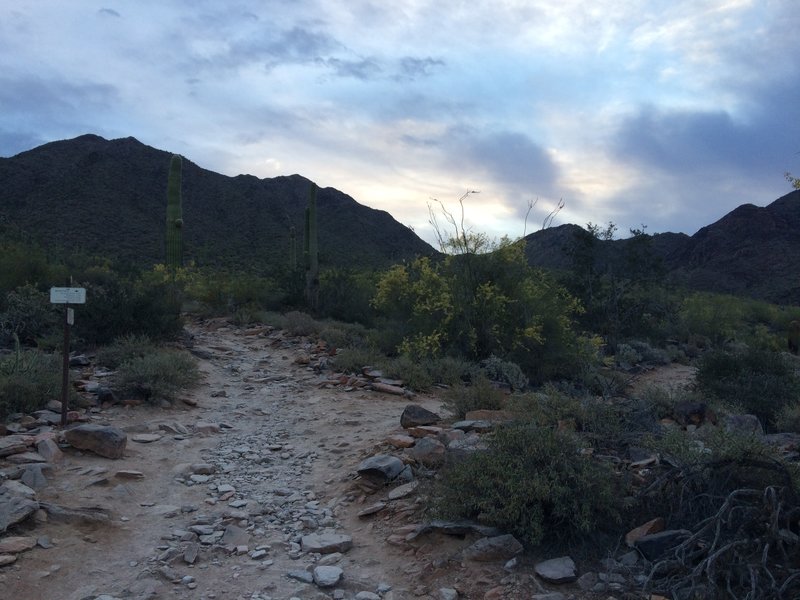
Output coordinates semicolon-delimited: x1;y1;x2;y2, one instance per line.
695;347;800;431
95;334;157;369
480;355;529;391
284;311;322;336
112;349;198;404
165;154;183;270
0;284;60;346
443;374;506;419
74;266;183;345
373;239;584;383
507;384;623;443
432;424;622;547
318;268;378;325
183;267;287;315
0;347;62;419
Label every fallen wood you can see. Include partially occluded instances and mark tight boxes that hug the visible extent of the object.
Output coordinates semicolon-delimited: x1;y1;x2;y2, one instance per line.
370;382;406;396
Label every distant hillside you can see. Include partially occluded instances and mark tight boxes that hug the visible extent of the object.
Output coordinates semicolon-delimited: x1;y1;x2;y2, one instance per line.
522;190;800;305
2;134;798;305
0;134;435;272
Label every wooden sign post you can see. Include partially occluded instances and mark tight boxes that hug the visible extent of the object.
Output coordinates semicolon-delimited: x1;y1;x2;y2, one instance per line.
50;286;86;426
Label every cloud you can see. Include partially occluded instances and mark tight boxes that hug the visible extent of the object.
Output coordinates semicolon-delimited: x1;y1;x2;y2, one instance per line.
97;8;120;18
395;57;445;81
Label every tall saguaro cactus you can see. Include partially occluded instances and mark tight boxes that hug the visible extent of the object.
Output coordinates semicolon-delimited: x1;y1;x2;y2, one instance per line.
304;182;319;312
165;154;183;270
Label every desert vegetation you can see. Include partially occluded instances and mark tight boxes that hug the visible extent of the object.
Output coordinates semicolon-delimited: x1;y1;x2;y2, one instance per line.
2;158;800;599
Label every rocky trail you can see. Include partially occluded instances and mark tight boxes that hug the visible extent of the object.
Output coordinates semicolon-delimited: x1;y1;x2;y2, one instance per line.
1;319;688;600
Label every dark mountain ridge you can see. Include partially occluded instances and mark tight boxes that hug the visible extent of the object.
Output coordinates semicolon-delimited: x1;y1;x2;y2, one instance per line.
522;190;800;305
0;134;434;272
2;134;797;305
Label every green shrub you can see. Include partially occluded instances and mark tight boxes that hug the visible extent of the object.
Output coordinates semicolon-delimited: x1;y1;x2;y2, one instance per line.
431;424;622;546
284;311;321;337
695;347;800;431
112;349;198;404
95;334;157;369
0;284;60;347
443;373;505;419
615;343;641;368
480;355;529;391
0;348;62;418
424;355;473;387
775;403;800;433
332;347;382;375
381;354;434;391
627;340;670;365
319;321;369;350
508;384;623;443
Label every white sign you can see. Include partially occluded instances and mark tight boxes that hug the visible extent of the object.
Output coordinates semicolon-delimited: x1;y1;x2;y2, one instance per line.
50;287;86;304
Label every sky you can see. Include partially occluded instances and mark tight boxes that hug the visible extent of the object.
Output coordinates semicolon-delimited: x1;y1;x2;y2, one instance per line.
1;1;799;247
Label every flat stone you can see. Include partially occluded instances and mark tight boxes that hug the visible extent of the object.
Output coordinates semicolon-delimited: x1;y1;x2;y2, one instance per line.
357;455;405;483
388;481;418;501
287;569;314;584
221;524;249;548
625;517;665;547
463;534;523;562
6;452;47;464
115;470;145;480
0;435;32;457
357;503;386;518
313;565;343;587
385;434;416;448
407;437;446;466
635;529;691;561
301;532;353;554
0;494;39;533
64;424;127;459
131;433;162;443
35;438;64;463
0;536;37;554
0;554;17;566
400;404;440;428
534;556;578;584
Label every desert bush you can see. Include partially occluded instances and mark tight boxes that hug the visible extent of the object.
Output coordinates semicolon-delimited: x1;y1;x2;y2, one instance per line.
112;349;198;404
508;384;623;444
372;242;584;384
695;347;800;431
424;355;473;387
480;355;529;391
615;343;641;368
443;373;506;419
381;354;434;391
0;347;62;419
332;347;382;375
627;340;670;365
432;424;622;547
0;284;60;347
95;334;157;369
319;321;369;350
284;311;322;337
775;403;800;433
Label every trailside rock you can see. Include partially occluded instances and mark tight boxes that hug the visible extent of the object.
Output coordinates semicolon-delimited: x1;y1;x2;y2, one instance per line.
301;532;353;554
407;437;446;466
534;556;578;584
635;529;691;561
313;565;343;587
0;489;39;533
463;534;523;562
400;405;440;428
357;455;405;484
64;424;127;459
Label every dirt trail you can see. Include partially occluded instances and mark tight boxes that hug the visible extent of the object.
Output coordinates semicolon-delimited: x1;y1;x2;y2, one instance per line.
1;319;454;600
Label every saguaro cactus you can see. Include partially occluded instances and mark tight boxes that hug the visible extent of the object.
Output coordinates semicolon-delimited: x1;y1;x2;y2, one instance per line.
304;182;319;312
165;154;183;270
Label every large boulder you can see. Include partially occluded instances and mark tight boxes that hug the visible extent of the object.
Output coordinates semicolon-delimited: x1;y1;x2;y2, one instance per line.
64;424;127;459
400;405;440;428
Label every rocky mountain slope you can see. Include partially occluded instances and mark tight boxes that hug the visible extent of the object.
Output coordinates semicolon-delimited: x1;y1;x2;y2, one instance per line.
2;134;798;304
523;190;800;305
0;135;434;272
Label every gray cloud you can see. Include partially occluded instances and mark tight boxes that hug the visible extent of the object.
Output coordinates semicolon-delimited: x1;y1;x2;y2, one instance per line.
97;8;120;18
395;57;445;81
321;57;382;80
0;129;46;157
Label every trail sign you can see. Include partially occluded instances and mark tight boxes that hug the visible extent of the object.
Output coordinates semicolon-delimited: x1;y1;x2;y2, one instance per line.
50;287;86;304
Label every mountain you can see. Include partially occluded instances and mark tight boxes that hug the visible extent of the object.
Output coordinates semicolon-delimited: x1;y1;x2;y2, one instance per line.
522;190;800;305
0;134;435;272
2;134;798;305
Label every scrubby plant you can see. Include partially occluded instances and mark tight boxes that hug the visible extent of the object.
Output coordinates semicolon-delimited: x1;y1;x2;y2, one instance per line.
431;424;622;547
480;354;529;391
0;344;62;418
284;311;321;337
95;334;157;369
112;349;198;404
0;284;59;347
443;373;506;419
615;343;642;368
695;346;800;431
